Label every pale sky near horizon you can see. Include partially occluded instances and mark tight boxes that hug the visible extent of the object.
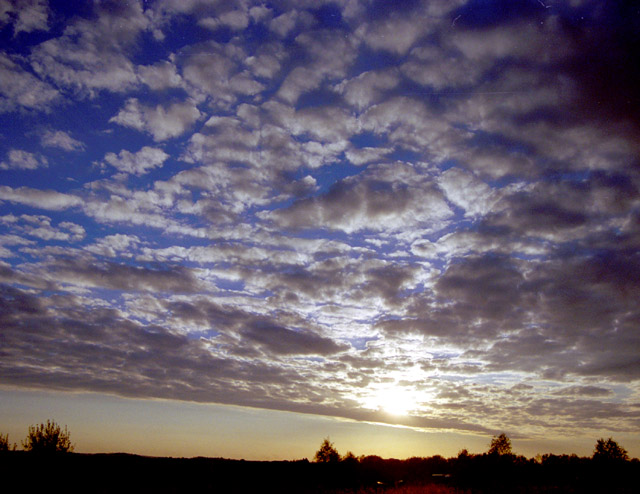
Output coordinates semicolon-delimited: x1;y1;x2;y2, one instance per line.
1;0;640;460
0;387;623;459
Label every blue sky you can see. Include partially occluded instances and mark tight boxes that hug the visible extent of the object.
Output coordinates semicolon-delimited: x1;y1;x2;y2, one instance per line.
1;0;640;459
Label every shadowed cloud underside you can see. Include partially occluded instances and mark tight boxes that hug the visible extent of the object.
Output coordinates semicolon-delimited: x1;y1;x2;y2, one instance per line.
1;0;639;455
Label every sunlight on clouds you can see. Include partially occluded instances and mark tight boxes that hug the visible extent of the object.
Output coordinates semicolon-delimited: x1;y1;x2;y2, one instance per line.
1;0;640;459
372;386;420;417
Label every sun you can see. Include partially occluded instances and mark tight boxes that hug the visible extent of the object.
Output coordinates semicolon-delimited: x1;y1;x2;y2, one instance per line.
374;386;417;416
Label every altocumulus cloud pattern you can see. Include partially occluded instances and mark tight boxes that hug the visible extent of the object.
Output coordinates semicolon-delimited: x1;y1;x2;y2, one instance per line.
1;0;639;440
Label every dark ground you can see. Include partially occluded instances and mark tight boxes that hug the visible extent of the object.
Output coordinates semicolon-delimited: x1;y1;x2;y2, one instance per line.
1;451;638;493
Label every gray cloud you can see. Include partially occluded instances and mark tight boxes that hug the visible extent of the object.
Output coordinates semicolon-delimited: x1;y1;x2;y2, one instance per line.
110;98;202;141
267;162;453;233
41;130;85;152
0;149;47;170
29;1;148;96
0;52;59;112
104;146;169;176
0;0;49;35
0;186;82;210
47;258;201;294
1;0;640;445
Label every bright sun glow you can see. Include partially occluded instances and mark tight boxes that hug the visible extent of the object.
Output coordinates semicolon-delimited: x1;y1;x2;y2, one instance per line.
373;387;417;416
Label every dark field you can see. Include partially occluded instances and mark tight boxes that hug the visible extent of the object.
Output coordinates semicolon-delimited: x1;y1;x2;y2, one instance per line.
2;451;638;494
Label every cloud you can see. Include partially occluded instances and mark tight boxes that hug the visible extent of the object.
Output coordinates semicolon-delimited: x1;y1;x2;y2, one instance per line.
0;186;81;210
83;189;177;229
335;69;400;110
245;42;286;80
29;1;148;96
40;130;85;151
84;234;140;258
167;298;347;356
179;41;265;107
276;29;359;104
0;0;49;35
0;214;85;242
137;61;183;91
0;53;60;112
199;9;249;31
400;45;483;90
360;96;457;156
110;98;202;141
362;14;429;55
2;0;640;444
0;149;48;170
104;146;169;176
266;162;453;233
0;284;353;420
269;10;301;38
554;386;614;398
437;167;498;218
47;258;201;294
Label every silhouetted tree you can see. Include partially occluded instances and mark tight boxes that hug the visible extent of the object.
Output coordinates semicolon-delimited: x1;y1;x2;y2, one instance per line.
0;432;16;451
457;448;470;458
341;450;359;463
593;437;628;461
314;437;340;463
488;433;512;455
22;420;74;454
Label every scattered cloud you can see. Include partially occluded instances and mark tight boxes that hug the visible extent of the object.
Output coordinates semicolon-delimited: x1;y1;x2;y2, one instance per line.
0;186;82;210
0;149;48;170
41;130;85;152
0;0;49;35
1;0;639;447
0;52;59;112
110;98;202;141
104;146;169;176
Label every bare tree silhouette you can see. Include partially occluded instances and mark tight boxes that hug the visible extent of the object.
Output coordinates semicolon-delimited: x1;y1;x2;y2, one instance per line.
22;420;74;454
0;432;16;451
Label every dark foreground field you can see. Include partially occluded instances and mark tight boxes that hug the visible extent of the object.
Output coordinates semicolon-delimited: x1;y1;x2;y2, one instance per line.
2;451;638;494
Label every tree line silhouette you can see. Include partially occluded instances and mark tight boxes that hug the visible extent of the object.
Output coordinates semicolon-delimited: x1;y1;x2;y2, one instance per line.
1;422;638;493
310;434;636;493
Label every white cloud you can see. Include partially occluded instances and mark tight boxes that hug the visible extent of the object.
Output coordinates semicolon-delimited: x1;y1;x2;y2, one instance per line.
29;1;149;97
0;53;59;112
104;146;169;176
245;42;286;80
249;5;272;23
362;15;428;55
344;146;393;166
85;234;140;258
437;167;499;218
137;61;183;91
401;45;483;89
199;9;249;31
41;130;85;151
276;67;324;105
110;98;202;141
0;149;48;170
276;29;359;104
335;69;400;110
269;10;298;38
5;214;86;242
0;186;82;210
180;42;265;106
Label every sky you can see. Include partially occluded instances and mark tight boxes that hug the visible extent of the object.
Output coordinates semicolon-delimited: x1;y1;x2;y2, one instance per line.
1;0;639;460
